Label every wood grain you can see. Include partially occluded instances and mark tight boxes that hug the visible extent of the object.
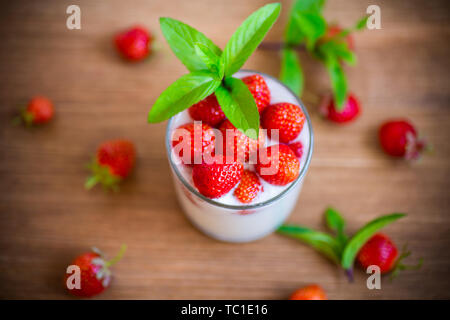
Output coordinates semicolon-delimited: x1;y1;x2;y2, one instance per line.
0;0;449;299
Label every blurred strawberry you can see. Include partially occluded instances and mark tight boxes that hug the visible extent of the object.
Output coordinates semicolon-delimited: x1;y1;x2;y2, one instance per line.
17;96;54;126
324;24;354;50
320;93;360;124
290;284;327;300
115;26;152;61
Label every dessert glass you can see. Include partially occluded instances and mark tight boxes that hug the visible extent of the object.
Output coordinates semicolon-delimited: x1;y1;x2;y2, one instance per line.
165;70;313;243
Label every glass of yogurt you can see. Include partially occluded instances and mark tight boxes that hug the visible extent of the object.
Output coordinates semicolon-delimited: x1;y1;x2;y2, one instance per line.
165;70;313;243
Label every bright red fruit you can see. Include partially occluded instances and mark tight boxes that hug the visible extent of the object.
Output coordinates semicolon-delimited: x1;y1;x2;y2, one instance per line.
115;26;152;61
289;284;327;300
20;96;54;125
233;170;263;203
262;103;305;143
188;94;226;127
288;141;303;159
65;245;126;298
85;140;136;191
325;24;354;50
379;120;426;160
256;144;300;186
192;156;243;199
320;93;360;124
219;119;265;162
242;74;271;113
171;123;215;165
357;233;398;274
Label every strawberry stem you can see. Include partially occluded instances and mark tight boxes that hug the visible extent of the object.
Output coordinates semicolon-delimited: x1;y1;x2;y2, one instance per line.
105;244;127;268
389;244;422;280
85;175;99;190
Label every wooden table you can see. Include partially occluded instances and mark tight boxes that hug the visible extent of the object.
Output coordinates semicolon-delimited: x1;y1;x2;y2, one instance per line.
0;0;449;299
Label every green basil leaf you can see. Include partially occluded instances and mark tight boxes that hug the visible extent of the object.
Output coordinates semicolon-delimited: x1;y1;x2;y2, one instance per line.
221;3;281;76
194;42;222;78
355;16;369;30
341;213;406;270
160;17;222;72
148;71;220;122
280;47;303;96
325;207;348;248
215;77;259;140
294;11;326;50
278;224;341;264
285;0;325;44
325;58;347;110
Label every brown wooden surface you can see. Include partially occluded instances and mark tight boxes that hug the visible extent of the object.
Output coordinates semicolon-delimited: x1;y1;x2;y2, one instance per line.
0;0;449;299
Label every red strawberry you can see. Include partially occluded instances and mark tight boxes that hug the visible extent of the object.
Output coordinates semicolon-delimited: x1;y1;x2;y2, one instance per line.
219;119;265;162
233;170;263;203
262;103;305;143
320;93;360;124
242;74;271;113
357;233;398;274
114;26;152;61
288;141;303;159
379;120;427;160
192;156;243;199
65;245;126;298
171;122;215;165
256;144;300;186
85;139;136;191
324;24;354;50
289;284;327;300
19;96;54;125
188;94;225;127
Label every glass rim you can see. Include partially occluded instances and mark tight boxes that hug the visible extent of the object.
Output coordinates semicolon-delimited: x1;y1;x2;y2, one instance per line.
165;69;314;210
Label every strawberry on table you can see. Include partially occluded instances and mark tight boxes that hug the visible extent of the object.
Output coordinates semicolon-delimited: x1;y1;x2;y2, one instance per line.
192;156;243;199
241;74;271;113
65;245;126;298
188;94;226;127
320;93;360;124
115;26;152;61
379;120;427;160
289;284;327;300
85;139;136;191
262;103;305;143
171;122;215;165
17;96;54;126
256;144;300;186
233;170;263;204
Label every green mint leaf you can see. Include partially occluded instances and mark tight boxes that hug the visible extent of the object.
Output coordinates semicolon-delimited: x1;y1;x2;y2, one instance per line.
341;213;406;270
285;0;325;44
355;16;369;30
320;41;356;65
194;43;223;78
278;224;342;264
325;57;347;110
221;3;281;77
280;47;303;96
148;71;220;123
215;77;259;140
160;17;222;72
325;207;348;248
294;11;326;50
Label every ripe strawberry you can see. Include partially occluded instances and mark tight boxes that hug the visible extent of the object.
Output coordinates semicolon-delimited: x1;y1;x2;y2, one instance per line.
320;93;360;124
192;156;243;199
289;284;327;300
357;233;398;274
18;96;54;125
242;74;271;113
85;139;136;191
219;119;265;162
288;141;303;159
188;94;225;127
171;122;215;165
65;245;126;298
324;24;354;50
379;120;427;160
256;144;300;186
233;170;263;203
262;103;305;143
114;26;152;61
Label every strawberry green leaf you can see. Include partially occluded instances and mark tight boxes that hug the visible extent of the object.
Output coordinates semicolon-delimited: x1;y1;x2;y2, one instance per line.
320;40;356;65
160;17;222;72
215;77;259;140
294;11;326;50
194;42;223;78
325;207;348;248
285;0;325;44
280;47;303;96
341;213;406;271
277;224;342;264
325;57;347;110
148;71;220;123
221;3;281;77
355;16;369;30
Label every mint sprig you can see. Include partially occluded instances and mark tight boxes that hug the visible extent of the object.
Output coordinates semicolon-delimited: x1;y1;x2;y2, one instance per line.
149;4;281;139
277;207;408;281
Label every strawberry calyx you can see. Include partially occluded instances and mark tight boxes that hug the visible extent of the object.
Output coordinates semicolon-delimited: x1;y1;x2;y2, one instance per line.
90;245;127;288
389;244;423;280
404;133;427;160
85;159;122;191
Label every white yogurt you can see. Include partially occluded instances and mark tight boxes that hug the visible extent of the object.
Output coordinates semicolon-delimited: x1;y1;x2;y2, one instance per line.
166;70;313;242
